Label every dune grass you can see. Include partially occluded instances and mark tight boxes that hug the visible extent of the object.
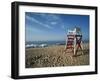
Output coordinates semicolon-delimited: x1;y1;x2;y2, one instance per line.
25;43;89;68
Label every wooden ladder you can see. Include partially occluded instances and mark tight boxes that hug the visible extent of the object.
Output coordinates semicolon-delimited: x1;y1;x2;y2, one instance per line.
65;35;75;53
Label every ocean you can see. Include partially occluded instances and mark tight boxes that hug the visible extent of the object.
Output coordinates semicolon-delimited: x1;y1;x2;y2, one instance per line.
26;41;66;48
25;40;89;48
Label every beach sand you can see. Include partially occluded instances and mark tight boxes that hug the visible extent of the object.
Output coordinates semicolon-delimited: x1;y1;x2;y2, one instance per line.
25;43;89;68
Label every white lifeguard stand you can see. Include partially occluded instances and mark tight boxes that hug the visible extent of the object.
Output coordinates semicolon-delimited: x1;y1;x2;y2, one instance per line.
65;27;83;56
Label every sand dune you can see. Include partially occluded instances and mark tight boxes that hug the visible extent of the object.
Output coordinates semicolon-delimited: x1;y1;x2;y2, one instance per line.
25;43;89;68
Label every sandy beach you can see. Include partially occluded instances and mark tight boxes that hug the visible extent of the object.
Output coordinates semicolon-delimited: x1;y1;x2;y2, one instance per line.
25;43;89;68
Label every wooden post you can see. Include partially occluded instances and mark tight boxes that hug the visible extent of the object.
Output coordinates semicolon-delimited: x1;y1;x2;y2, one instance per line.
73;35;83;56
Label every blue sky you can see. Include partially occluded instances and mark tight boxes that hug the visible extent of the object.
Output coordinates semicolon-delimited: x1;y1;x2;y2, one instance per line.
25;12;89;42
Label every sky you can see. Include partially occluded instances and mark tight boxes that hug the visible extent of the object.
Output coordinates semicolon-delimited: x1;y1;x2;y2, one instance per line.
25;12;89;42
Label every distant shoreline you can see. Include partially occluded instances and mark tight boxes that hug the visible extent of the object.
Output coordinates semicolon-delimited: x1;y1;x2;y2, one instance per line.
25;40;89;48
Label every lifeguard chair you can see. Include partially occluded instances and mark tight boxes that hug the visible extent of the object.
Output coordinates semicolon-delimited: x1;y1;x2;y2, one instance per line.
65;27;83;56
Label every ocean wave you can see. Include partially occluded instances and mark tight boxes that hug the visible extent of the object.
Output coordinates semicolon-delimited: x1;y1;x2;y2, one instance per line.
26;44;48;48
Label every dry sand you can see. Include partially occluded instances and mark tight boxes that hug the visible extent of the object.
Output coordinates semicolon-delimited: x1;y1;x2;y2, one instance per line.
25;43;89;68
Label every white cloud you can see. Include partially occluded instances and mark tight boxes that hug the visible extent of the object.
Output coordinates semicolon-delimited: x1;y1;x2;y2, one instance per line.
26;15;53;29
26;13;68;31
39;13;59;20
26;25;42;33
51;22;57;25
